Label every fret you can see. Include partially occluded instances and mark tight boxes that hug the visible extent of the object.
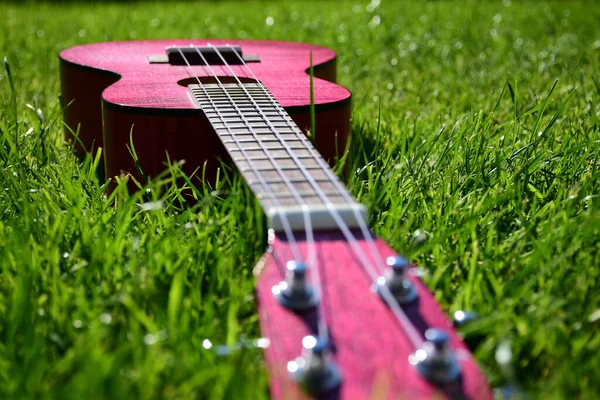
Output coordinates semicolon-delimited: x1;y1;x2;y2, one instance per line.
232;155;317;162
236;158;320;171
211;123;296;134
223;138;306;148
242;167;332;183
259;195;352;210
211;121;271;129
237;159;274;171
190;82;366;231
200;99;275;107
207;116;295;126
225;143;304;152
259;197;305;207
229;148;314;159
250;181;342;196
216;125;294;134
246;176;333;185
240;169;281;181
199;100;293;115
210;117;266;123
226;143;306;151
219;129;281;136
259;192;348;203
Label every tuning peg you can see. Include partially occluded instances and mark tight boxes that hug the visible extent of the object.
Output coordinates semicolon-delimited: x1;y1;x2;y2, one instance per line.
374;255;418;304
453;310;479;327
287;335;342;395
272;260;319;311
409;329;461;384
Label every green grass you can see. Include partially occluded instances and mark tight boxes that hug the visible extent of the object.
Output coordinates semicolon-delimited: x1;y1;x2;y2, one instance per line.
1;0;600;398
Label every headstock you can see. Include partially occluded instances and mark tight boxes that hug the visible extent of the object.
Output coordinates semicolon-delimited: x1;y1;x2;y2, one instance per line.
255;229;492;399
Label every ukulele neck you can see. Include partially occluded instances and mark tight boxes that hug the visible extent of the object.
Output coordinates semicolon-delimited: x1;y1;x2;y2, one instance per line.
190;82;366;232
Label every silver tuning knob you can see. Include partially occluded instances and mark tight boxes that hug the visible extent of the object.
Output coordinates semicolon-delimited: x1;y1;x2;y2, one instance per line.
374;255;418;304
410;329;461;384
453;310;479;327
287;336;342;395
272;260;319;311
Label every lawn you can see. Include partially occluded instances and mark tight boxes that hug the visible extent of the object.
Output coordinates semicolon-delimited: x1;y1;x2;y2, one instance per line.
1;0;599;398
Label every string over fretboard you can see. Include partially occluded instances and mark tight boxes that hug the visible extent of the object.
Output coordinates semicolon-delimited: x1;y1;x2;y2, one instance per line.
189;82;366;231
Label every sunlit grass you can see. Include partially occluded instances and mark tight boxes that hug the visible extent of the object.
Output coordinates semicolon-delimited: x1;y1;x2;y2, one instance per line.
1;0;599;398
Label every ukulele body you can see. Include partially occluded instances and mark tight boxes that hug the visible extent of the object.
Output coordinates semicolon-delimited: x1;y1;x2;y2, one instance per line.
59;39;351;185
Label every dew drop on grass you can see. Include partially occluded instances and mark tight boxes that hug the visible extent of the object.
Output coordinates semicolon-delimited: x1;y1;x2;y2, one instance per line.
366;0;380;12
411;230;429;246
144;333;158;345
100;313;112;325
368;15;381;29
589;309;600;323
138;201;163;211
495;340;512;366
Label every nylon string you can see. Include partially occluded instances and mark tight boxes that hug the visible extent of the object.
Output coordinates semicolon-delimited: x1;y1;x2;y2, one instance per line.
223;44;425;349
175;47;301;262
180;45;328;342
204;45;328;341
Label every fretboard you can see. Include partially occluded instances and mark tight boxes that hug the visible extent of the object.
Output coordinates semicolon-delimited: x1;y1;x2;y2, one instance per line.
190;82;366;231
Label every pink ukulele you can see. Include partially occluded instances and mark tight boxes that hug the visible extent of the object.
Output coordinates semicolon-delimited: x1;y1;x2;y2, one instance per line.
60;39;492;399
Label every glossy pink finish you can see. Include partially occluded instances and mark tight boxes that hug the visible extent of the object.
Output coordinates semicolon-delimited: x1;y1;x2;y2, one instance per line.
59;40;351;186
60;39;349;110
256;231;493;400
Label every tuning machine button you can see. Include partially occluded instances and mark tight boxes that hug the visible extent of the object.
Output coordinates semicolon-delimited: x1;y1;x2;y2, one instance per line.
287;336;342;395
272;260;319;311
453;310;479;327
410;329;461;384
374;255;418;304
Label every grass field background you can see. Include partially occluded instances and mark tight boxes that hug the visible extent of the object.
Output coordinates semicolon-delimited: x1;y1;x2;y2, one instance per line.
1;0;600;398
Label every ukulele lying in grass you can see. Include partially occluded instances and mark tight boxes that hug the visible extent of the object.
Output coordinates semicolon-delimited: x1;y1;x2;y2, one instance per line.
60;40;492;399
